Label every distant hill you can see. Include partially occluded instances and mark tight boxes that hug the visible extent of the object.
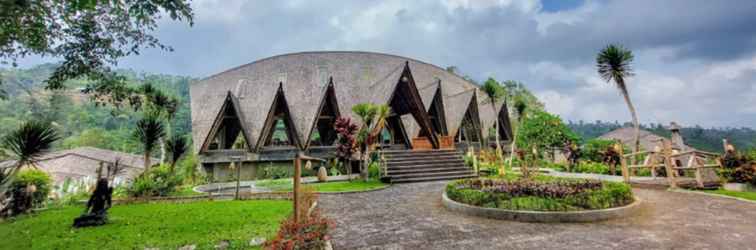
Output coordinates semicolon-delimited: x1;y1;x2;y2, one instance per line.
0;64;194;156
568;120;756;152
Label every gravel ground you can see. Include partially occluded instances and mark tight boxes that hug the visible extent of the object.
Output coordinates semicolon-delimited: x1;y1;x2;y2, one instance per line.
320;180;756;250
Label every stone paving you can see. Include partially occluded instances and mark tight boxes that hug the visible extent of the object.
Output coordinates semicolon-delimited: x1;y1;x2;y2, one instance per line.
319;180;756;250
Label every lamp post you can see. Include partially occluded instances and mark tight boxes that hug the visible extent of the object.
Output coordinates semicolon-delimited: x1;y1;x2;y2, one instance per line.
230;156;243;200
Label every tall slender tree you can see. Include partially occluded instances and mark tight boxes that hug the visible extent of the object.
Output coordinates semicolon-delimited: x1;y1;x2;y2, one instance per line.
133;112;165;171
481;78;505;161
596;44;640;159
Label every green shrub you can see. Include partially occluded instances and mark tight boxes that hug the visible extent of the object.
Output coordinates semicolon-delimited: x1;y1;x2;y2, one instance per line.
261;164;293;179
498;196;578;211
571;161;611;175
12;169;52;206
582;139;616;162
368;161;381;179
127;165;182;197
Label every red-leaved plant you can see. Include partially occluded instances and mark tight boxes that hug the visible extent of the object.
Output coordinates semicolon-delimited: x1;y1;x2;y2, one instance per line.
264;211;335;250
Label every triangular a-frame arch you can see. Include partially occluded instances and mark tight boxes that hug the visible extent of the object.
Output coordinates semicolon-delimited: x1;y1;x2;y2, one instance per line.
258;83;301;150
455;92;482;143
498;100;514;141
420;81;448;137
387;62;439;148
306;78;341;149
200;91;253;152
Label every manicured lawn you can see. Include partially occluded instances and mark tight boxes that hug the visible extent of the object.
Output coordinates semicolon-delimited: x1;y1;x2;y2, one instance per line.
0;200;291;250
704;189;756;201
256;179;388;193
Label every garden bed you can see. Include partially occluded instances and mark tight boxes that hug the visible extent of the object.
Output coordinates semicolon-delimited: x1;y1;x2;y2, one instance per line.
443;175;640;222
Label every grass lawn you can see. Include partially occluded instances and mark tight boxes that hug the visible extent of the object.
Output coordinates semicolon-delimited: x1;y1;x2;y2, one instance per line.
0;200;291;250
256;179;388;193
704;189;756;201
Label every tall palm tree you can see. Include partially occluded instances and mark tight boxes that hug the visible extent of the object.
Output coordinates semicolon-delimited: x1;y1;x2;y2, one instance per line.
165;134;189;173
134;112;165;171
0;121;60;190
482;78;505;160
597;44;640;160
507;98;527;170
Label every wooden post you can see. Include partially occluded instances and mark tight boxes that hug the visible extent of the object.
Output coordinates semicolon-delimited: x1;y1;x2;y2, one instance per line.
231;156;242;200
619;144;629;183
293;153;301;223
662;140;678;188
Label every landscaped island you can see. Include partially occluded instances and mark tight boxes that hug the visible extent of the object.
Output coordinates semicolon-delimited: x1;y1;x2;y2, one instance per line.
446;175;634;211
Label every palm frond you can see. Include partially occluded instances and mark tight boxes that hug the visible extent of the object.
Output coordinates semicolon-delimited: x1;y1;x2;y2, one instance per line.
596;44;635;89
134;114;166;154
166;134;189;166
1;121;60;165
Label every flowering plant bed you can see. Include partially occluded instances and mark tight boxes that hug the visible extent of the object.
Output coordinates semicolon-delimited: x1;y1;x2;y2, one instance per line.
446;175;634;211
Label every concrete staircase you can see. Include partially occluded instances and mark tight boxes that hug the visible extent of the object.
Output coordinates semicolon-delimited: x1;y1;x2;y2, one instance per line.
382;149;477;183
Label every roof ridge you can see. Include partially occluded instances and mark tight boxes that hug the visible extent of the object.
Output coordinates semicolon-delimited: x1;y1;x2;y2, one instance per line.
199;51;480;89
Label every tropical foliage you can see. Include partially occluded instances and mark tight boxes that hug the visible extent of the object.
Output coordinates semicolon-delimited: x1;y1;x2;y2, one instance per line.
516;110;579;154
351;103;390;180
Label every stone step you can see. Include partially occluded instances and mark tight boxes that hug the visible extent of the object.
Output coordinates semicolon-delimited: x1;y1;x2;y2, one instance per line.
386;162;466;170
387;166;471;174
389;170;476;179
381;150;461;157
385;158;465;166
391;173;478;183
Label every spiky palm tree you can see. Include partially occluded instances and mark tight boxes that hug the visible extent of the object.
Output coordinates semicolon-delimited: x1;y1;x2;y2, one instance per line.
482;78;505;161
165;134;189;173
597;44;640;159
0;121;60;189
134;112;165;171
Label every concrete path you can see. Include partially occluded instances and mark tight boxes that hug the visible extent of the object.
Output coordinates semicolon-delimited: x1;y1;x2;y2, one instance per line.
319;180;756;249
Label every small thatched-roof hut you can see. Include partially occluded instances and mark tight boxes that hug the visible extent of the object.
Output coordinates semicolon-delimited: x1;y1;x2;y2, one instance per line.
190;51;513;181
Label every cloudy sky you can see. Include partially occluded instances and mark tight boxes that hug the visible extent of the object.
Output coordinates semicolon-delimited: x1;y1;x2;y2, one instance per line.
20;0;756;128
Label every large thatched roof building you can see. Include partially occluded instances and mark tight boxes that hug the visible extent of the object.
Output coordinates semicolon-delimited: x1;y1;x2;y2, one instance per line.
190;51;512;180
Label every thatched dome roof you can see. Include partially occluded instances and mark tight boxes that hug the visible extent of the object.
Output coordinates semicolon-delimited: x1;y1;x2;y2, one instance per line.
190;51;504;152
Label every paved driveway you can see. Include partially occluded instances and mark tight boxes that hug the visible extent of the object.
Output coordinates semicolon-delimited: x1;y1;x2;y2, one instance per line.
320;181;756;250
